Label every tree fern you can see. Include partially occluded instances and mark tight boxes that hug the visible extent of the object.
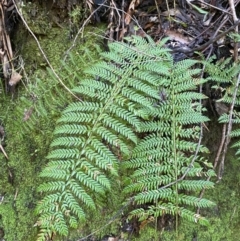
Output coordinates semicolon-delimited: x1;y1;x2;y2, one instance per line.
36;36;172;239
123;58;216;226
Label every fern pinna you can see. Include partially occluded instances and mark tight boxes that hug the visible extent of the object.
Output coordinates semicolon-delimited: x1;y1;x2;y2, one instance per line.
123;58;216;225
36;36;172;239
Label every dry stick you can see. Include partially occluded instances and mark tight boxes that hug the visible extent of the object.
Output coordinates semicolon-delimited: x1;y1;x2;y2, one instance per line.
229;0;239;62
97;3;146;37
217;0;240;180
172;19;240;54
12;0;81;100
121;0;125;33
0;143;8;159
197;14;232;212
165;0;170;19
218;73;240;180
214;123;227;169
197;0;233;15
108;1;115;41
110;0;121;40
154;0;161;22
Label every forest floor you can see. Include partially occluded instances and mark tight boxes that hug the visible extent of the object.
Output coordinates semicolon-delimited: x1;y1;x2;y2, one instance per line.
0;0;240;240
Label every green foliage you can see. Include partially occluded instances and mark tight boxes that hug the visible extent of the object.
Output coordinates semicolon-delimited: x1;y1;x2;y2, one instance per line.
204;56;239;85
123;56;216;225
36;36;172;239
204;56;240;158
0;23;107;241
4;21;240;240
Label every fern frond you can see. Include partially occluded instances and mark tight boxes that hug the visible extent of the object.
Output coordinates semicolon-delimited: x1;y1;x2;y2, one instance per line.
125;175;173;193
101;114;137;143
74;170;106;193
38;182;66;192
67;180;95;209
131;164;173;177
63;101;101;113
178;180;214;191
131;203;210;225
138;121;171;132
52;211;69;236
54;124;87;135
124;49;215;226
177;195;215;208
133;188;173;204
57;112;94;123
37;35;173;237
39;167;68;179
204;57;240;84
51;137;84;147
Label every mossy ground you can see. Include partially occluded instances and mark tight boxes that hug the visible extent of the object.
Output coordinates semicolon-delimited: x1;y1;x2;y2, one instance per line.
0;5;107;239
1;3;240;240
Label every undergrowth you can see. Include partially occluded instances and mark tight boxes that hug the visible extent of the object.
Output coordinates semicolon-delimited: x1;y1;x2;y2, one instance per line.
1;25;240;241
0;24;104;241
35;36;217;240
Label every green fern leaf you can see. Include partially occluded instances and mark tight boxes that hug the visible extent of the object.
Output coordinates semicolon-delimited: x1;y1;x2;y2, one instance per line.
37;35;215;238
123;47;215;227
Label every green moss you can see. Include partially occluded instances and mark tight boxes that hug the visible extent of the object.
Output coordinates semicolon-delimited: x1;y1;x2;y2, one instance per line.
0;203;17;240
0;6;106;238
5;4;240;240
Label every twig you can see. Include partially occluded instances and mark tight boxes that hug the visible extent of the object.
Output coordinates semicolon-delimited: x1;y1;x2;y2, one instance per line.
110;0;121;41
172;19;240;54
121;0;125;35
100;2;146;39
12;0;81;101
14;188;18;201
0;143;8;159
197;0;233;15
63;0;108;61
229;0;239;62
218;73;240;181
216;0;240;180
214;123;226;169
154;0;161;23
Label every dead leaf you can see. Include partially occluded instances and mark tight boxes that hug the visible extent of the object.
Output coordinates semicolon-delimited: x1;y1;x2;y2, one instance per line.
125;0;140;25
9;71;22;86
0;144;8;159
165;30;191;45
23;107;34;121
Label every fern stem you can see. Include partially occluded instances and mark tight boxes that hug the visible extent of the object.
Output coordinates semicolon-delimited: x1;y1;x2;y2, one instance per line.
171;89;179;238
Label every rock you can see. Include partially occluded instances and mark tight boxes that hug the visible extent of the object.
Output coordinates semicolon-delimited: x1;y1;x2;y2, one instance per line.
214;101;229;116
